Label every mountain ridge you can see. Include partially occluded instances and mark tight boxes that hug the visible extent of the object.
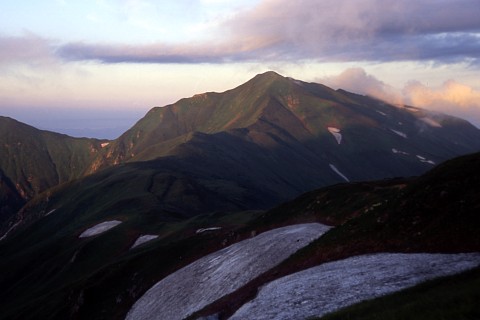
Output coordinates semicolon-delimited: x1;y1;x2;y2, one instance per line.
1;69;480;319
2;71;480;233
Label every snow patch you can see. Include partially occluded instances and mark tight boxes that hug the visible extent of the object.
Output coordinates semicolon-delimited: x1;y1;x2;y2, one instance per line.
327;127;342;144
229;253;480;320
126;223;331;320
420;117;442;128
196;227;222;234
79;220;122;238
294;80;304;86
390;129;407;138
101;142;110;148
417;155;436;165
392;148;409;155
329;164;349;182
131;234;159;249
0;220;22;241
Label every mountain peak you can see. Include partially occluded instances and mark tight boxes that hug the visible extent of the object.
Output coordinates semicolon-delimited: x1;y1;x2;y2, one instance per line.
249;71;287;84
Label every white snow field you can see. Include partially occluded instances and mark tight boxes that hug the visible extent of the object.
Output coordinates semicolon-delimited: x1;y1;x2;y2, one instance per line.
78;220;122;238
327;127;342;144
131;235;159;249
125;223;331;320
229;252;480;320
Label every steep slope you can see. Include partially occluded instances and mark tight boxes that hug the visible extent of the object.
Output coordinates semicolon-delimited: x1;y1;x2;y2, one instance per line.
94;71;480;175
126;223;330;320
188;152;480;319
229;253;480;320
3;72;480;215
59;71;480;226
3;72;480;225
0;116;107;225
1;72;480;319
0;151;479;320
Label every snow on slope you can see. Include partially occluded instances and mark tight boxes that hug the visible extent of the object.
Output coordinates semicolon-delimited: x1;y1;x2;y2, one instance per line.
78;220;122;238
126;223;331;320
327;127;342;144
417;155;436;165
329;164;350;182
229;252;480;320
131;235;159;249
420;117;442;128
390;129;407;138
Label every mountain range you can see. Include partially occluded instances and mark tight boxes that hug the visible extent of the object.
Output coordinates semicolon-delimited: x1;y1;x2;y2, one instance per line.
0;71;479;319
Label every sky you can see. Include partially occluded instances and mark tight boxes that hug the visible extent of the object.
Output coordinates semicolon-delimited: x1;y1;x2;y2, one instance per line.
1;0;480;138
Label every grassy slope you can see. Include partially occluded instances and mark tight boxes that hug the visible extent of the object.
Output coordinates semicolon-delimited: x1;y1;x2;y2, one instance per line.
0;117;106;197
0;116;106;226
2;72;480;319
190;152;480;319
0;151;479;319
316;266;480;320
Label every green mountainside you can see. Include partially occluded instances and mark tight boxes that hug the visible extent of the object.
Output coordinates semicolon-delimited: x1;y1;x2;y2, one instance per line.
3;72;480;238
0;71;480;319
0;116;106;224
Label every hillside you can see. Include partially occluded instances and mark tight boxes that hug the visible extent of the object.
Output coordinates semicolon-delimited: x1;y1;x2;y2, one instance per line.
1;72;480;319
4;72;480;240
0;116;107;224
0;149;479;319
188;151;480;319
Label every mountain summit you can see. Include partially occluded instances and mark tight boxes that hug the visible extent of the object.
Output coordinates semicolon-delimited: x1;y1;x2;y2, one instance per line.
83;71;480;208
2;71;480;221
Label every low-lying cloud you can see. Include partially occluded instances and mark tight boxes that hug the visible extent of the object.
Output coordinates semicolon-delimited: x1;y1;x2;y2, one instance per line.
321;68;403;105
403;80;480;126
321;68;480;127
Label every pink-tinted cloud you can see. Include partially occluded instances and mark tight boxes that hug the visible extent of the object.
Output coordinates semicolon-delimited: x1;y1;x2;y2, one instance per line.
403;80;480;126
55;0;480;65
0;34;59;68
319;68;480;127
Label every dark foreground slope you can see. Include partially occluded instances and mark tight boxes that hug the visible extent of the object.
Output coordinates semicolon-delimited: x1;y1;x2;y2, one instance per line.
188;151;480;319
0;150;479;320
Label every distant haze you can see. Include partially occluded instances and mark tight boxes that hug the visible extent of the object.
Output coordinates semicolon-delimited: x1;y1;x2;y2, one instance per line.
1;106;148;139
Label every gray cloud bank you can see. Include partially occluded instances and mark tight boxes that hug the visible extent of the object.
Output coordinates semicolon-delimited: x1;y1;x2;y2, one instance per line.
3;0;478;66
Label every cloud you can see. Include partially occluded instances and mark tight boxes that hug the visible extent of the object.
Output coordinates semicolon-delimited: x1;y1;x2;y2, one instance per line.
0;33;59;68
403;80;480;126
56;40;272;64
318;68;480;127
54;0;480;65
224;0;480;62
320;68;403;104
